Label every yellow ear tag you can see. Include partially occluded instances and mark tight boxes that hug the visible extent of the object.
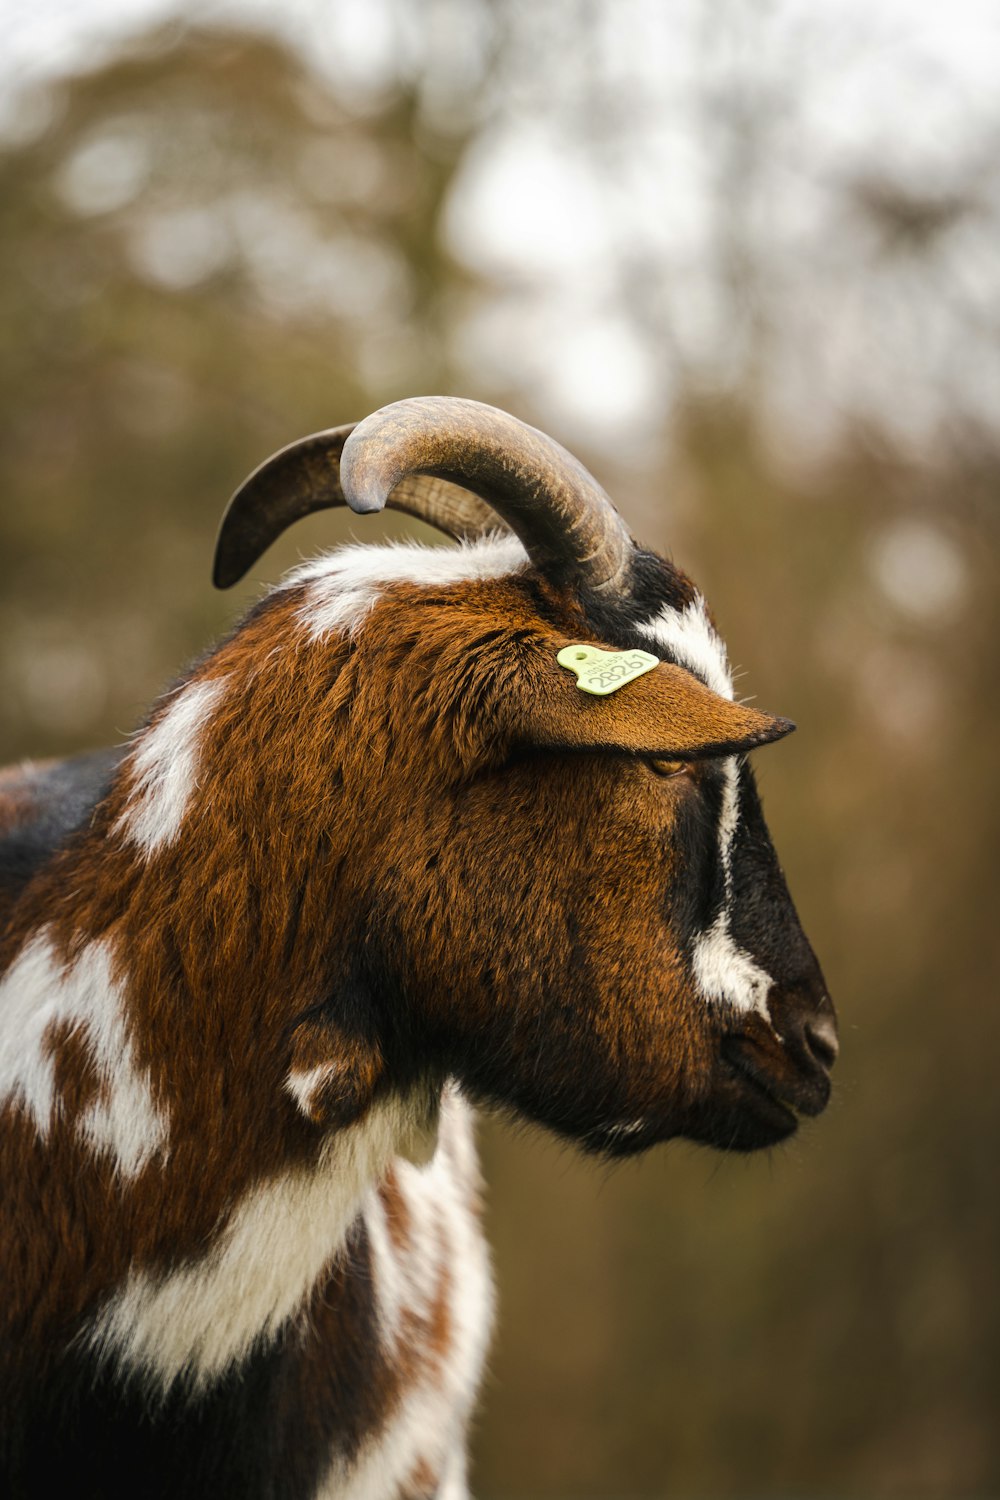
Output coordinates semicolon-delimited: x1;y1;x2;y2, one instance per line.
557;643;660;696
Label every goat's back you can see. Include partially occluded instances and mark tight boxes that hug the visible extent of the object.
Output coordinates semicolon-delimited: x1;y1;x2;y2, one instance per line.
0;749;124;930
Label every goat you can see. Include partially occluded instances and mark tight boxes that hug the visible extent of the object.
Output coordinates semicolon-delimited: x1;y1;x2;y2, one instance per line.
0;397;837;1499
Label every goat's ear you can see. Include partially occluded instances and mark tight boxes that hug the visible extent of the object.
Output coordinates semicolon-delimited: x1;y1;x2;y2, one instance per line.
506;642;794;760
286;1016;385;1128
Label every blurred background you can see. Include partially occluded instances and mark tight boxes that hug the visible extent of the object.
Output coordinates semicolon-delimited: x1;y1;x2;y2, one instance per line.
1;0;998;1492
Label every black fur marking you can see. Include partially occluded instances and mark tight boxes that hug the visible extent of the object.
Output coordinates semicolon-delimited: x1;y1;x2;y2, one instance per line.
625;547;698;617
0;748;126;917
661;765;726;952
294;934;433;1108
726;768;826;998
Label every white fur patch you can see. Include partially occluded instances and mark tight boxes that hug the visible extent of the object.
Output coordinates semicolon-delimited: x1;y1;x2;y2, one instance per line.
435;1444;471;1500
285;1063;337;1118
88;1090;443;1393
638;596;733;699
114;676;229;858
288;534;527;642
691;911;772;1015
0;930;169;1176
315;1089;493;1500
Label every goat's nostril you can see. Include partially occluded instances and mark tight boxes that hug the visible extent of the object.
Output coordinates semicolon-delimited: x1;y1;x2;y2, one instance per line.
804;1013;839;1069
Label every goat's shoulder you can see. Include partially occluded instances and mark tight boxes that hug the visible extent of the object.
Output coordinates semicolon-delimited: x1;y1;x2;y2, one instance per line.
0;748;125;926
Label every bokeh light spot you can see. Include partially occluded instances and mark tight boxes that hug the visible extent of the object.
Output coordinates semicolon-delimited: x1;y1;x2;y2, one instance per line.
868;518;968;623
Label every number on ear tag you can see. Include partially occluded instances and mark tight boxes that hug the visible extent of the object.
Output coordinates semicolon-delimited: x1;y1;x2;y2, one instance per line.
557;643;660;696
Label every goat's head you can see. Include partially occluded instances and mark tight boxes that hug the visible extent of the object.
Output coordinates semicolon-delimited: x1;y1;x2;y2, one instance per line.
214;398;836;1157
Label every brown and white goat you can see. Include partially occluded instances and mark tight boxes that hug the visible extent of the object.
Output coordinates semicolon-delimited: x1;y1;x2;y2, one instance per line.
0;398;837;1499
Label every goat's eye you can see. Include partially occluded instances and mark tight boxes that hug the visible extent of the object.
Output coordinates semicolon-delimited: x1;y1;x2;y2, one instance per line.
648;758;688;778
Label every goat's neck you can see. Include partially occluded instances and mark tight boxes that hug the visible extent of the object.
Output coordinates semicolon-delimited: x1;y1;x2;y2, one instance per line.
0;641;436;1356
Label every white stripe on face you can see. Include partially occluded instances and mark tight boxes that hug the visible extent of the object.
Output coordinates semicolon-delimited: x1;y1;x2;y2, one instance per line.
690;756;773;1017
640;605;772;1018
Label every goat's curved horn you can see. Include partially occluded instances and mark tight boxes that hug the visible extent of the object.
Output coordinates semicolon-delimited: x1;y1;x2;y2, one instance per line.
340;397;634;595
213;425;501;589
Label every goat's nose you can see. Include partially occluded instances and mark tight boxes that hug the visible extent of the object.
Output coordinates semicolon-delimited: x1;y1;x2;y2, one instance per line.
803;1010;839;1069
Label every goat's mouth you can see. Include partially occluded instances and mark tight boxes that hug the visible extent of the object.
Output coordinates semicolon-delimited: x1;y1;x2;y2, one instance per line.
571;1024;834;1158
717;1031;832;1145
